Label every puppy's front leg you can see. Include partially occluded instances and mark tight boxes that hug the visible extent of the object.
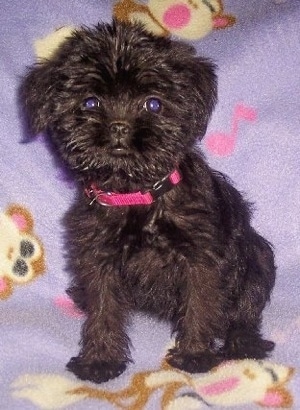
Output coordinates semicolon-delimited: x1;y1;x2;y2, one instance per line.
166;262;225;373
67;266;131;383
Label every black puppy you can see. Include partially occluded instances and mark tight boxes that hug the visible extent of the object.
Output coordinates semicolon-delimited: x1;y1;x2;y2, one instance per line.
21;21;276;383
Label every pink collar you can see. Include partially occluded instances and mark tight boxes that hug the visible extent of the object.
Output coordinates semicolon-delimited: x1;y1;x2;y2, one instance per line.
85;169;182;207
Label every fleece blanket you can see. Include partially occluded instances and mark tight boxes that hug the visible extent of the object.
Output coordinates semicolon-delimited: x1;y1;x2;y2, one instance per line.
1;1;299;408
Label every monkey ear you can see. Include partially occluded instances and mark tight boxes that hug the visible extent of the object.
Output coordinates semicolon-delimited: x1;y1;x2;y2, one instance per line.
6;204;33;232
34;26;75;61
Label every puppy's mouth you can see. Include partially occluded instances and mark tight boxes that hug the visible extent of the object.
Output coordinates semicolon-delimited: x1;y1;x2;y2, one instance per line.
110;146;131;156
109;139;133;156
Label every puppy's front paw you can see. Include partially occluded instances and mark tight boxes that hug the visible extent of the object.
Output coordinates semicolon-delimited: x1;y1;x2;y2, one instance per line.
66;356;127;383
166;350;222;373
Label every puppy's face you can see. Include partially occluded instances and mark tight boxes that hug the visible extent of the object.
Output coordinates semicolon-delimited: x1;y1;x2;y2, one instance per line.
22;22;217;187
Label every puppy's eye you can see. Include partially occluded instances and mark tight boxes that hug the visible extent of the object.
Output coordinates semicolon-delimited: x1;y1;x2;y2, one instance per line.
143;98;162;114
83;97;100;109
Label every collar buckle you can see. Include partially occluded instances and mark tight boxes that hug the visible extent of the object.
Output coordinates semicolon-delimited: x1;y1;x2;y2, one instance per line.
150;174;175;201
85;188;113;207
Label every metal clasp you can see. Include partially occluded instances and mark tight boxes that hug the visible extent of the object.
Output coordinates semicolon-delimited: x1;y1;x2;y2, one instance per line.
150;174;173;200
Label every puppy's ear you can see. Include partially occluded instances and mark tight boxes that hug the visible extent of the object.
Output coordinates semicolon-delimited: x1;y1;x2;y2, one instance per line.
190;57;218;138
168;39;217;139
20;61;57;137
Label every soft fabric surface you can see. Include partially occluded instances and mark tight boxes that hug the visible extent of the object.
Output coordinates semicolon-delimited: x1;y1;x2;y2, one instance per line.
1;1;299;408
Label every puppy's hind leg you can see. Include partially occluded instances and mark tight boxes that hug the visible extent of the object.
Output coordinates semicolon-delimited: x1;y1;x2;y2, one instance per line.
222;234;276;360
221;325;275;361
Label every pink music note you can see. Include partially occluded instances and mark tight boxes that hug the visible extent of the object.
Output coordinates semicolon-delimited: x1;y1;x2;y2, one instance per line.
205;104;257;157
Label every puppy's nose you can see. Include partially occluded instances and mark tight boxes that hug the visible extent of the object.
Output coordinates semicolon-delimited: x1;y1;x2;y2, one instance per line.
109;121;131;138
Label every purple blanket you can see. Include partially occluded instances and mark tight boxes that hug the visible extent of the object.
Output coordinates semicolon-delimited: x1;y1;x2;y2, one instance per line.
1;1;299;408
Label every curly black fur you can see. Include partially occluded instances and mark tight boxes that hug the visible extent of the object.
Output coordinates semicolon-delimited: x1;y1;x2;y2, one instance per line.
20;21;276;383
